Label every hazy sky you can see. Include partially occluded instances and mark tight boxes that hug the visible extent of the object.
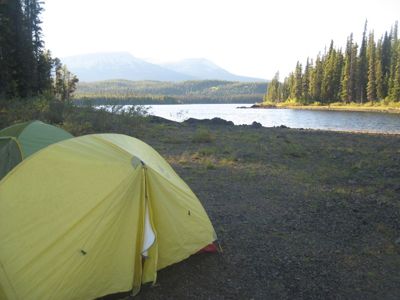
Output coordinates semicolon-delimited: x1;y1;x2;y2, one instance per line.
42;0;399;80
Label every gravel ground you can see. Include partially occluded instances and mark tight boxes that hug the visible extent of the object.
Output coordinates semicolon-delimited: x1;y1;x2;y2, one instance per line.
98;119;400;299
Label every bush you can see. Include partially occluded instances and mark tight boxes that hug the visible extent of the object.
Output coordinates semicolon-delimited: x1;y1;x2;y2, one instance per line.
191;128;215;143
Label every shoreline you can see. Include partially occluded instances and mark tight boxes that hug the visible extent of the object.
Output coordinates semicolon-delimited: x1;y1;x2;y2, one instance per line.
181;115;400;135
250;103;400;114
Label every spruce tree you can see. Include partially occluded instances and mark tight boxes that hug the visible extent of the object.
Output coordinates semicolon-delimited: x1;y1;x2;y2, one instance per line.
375;39;384;100
0;0;67;103
310;55;323;102
265;72;281;102
281;76;291;101
333;49;344;101
381;32;392;97
350;43;358;102
357;20;368;103
341;35;353;103
388;22;399;100
292;62;303;101
302;58;311;103
367;32;377;102
321;41;337;102
389;43;400;101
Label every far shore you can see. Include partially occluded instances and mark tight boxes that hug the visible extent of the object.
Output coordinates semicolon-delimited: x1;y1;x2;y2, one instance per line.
248;103;400;114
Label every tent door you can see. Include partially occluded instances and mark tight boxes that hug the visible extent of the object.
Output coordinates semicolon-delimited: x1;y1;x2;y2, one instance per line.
141;200;155;257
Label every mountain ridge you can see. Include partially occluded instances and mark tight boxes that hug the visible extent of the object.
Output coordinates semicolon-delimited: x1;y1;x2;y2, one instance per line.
161;58;264;82
61;52;266;82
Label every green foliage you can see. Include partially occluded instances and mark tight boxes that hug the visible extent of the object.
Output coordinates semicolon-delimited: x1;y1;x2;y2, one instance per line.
293;61;303;101
191;128;215;143
367;32;377;102
265;72;282;102
62;105;148;136
53;58;79;102
265;21;400;104
0;0;49;100
0;0;79;111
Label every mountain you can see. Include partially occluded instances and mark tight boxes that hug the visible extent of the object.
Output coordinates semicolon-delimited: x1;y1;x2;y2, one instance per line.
161;58;265;82
61;52;266;82
61;52;195;82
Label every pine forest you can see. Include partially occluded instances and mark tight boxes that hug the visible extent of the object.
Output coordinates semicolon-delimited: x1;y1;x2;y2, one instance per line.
265;21;400;104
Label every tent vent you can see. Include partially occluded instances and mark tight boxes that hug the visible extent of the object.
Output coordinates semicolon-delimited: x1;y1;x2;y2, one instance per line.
131;157;142;169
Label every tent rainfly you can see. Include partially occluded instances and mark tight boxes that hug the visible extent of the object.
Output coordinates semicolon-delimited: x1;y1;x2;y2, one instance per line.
0;133;217;300
0;120;73;180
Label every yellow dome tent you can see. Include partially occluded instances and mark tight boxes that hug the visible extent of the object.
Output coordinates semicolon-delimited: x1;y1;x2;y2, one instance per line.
0;134;217;300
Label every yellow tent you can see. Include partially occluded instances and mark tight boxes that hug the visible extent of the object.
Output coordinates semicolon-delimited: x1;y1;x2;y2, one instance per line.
0;134;216;300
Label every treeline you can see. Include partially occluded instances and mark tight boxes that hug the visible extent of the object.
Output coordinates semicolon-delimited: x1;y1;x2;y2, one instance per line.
0;0;78;107
74;95;262;106
266;21;400;104
75;80;267;104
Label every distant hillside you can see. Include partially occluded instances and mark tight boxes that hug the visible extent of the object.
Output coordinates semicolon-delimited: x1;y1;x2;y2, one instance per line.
61;52;195;82
74;80;268;105
161;58;265;82
62;52;266;82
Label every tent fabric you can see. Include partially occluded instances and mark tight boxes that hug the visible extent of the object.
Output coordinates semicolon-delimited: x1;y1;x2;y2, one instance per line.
0;138;23;182
0;121;73;180
0;133;216;300
0;120;73;158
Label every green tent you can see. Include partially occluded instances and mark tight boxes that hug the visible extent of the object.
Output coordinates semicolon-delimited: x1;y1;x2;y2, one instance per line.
0;133;216;299
0;120;73;180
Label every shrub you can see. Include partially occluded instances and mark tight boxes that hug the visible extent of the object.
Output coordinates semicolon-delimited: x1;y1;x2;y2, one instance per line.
191;128;215;143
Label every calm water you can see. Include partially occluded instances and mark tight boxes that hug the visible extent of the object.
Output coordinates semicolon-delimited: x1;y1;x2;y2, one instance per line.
135;103;400;133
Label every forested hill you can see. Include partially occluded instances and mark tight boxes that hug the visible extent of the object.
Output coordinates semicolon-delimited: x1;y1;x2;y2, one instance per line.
74;80;268;105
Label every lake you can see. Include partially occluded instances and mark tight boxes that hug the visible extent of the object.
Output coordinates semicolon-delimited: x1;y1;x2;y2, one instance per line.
130;103;400;134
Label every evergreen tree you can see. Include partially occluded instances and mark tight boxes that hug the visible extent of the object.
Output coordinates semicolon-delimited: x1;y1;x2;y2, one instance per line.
350;42;359;102
0;0;29;98
281;76;291;100
310;55;323;101
292;61;303;101
375;39;384;99
357;20;368;103
287;72;295;100
367;32;377;102
389;43;400;101
388;22;399;100
0;0;77;104
333;49;344;101
321;41;337;102
54;58;79;102
381;32;392;97
302;58;311;103
341;35;354;103
265;72;281;102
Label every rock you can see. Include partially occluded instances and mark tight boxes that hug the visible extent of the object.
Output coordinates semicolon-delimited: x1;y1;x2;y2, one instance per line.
251;121;262;128
184;117;234;126
147;115;176;124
